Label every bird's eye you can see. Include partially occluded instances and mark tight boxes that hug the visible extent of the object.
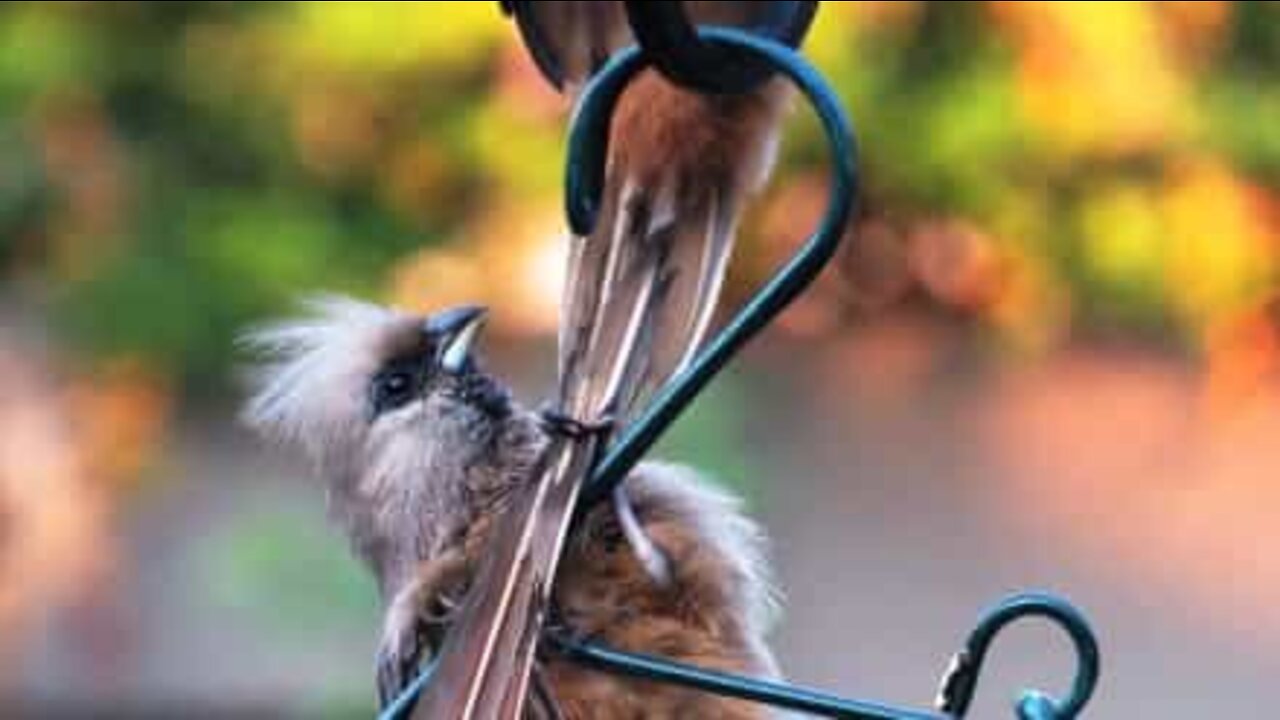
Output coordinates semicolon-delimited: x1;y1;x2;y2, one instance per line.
372;369;417;415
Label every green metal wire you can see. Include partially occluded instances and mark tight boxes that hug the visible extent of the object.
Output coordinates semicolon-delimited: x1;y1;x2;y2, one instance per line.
540;591;1100;712
379;590;1100;720
544;591;1099;720
545;632;944;720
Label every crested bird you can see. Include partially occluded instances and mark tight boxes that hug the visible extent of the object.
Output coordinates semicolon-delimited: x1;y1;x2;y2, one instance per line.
240;297;783;718
395;5;802;716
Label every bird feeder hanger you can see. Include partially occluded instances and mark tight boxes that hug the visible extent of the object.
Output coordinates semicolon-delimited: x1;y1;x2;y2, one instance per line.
383;3;1102;718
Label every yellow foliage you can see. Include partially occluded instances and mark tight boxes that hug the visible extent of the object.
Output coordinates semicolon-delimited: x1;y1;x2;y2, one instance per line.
1163;161;1277;329
1080;181;1165;290
278;1;505;73
995;1;1194;156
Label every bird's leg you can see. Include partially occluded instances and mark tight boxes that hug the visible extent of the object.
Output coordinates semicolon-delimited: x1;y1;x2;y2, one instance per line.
375;548;471;707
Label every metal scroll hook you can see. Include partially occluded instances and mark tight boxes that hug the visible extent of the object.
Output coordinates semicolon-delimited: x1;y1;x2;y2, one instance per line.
561;25;859;507
935;592;1101;720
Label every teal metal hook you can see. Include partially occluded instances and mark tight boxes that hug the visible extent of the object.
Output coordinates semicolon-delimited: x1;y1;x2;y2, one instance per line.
377;591;1100;720
566;25;859;509
544;591;1100;720
936;593;1101;720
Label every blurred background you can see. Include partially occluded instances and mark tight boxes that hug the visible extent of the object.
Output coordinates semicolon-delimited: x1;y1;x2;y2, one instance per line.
1;1;1278;716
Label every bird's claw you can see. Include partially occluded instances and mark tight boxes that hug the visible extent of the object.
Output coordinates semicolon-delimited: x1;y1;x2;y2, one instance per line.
376;591;458;709
538;403;615;440
375;613;430;709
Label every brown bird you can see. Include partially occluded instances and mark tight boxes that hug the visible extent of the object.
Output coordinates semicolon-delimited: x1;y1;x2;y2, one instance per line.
240;297;783;718
553;4;794;422
266;7;804;716
401;8;798;715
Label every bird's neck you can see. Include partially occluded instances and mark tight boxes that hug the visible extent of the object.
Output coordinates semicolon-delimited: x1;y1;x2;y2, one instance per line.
362;408;548;601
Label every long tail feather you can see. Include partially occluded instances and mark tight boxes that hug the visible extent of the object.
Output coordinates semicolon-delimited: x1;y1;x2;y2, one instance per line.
559;72;790;424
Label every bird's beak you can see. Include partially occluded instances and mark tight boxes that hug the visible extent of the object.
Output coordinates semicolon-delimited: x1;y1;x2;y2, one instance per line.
426;305;488;373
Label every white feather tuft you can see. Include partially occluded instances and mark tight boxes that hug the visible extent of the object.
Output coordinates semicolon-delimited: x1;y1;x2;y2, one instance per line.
238;294;415;461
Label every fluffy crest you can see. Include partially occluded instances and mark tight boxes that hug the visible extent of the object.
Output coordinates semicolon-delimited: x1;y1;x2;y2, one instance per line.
239;294;418;459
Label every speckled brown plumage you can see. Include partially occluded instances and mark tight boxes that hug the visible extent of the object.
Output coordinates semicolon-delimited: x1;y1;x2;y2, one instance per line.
406;461;781;719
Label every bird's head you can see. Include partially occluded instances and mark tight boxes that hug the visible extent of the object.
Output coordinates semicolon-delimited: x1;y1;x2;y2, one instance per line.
239;296;520;494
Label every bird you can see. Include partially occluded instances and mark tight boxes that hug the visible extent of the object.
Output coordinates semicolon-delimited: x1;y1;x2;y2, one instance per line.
239;296;783;718
246;7;803;715
552;4;795;425
390;7;802;715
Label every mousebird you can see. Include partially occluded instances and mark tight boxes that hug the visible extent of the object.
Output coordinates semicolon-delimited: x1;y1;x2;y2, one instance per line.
416;8;799;714
240;297;783;718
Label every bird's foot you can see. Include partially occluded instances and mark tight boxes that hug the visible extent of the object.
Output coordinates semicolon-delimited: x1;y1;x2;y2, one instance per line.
375;621;426;708
375;592;458;708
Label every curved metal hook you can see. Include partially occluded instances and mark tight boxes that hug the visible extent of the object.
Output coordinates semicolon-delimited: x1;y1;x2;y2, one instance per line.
623;0;819;94
935;593;1101;720
562;26;859;508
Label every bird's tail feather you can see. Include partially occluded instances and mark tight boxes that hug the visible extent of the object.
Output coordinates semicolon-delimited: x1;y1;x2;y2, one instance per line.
558;168;743;426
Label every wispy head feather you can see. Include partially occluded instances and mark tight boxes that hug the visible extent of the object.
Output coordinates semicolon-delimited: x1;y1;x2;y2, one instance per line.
239;294;418;461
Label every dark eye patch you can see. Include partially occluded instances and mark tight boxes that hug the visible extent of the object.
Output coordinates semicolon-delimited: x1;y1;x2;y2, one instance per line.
367;326;440;419
370;357;427;417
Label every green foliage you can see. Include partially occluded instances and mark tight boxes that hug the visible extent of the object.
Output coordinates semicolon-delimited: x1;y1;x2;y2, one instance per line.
653;367;764;504
198;497;379;639
1;1;1277;387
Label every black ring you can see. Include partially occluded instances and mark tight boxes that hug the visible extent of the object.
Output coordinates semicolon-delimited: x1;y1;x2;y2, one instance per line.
623;1;819;94
499;1;819;94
